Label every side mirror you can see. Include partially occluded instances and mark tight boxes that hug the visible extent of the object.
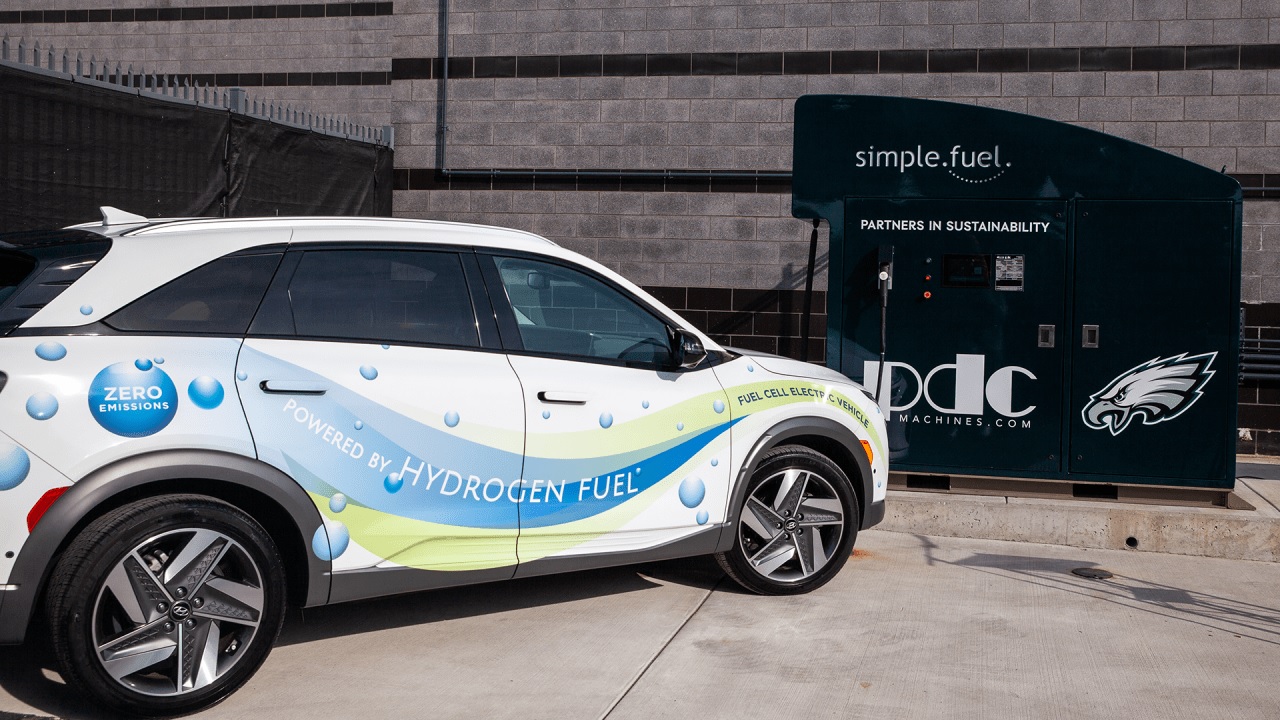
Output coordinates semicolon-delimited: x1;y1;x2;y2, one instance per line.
527;271;548;290
673;329;707;369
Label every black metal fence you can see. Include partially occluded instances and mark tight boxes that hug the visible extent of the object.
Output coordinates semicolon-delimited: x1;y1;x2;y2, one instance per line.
1;37;393;232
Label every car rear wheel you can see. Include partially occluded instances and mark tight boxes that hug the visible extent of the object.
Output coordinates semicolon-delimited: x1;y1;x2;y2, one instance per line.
45;495;286;717
715;445;859;595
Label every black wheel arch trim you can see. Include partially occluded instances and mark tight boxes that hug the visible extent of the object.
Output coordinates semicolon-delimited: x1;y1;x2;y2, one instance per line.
715;417;877;554
0;449;328;645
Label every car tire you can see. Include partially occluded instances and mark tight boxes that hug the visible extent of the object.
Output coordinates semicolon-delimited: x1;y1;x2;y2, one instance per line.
715;445;860;595
45;495;286;718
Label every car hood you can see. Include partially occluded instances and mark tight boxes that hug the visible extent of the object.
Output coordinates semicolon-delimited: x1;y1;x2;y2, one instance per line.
728;348;863;388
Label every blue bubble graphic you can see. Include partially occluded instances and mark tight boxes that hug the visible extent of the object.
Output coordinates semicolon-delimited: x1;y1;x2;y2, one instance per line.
542;410;551;419
34;342;66;361
134;358;153;371
87;362;178;437
328;522;350;558
381;344;390;349
384;472;403;494
599;412;614;429
26;393;58;420
642;400;650;409
79;305;93;316
696;510;709;525
188;376;225;410
311;526;329;559
236;370;248;381
711;458;719;467
359;365;378;381
444;411;461;427
312;521;350;561
354;420;364;430
747;365;755;372
329;493;348;513
713;399;725;414
0;442;31;491
678;477;706;508
153;357;164;364
676;422;684;431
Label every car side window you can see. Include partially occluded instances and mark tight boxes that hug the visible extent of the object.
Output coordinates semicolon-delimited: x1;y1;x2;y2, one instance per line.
286;249;479;347
493;256;673;366
105;252;283;335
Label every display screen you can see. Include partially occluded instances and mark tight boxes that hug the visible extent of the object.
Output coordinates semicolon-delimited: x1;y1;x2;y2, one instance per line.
942;254;992;288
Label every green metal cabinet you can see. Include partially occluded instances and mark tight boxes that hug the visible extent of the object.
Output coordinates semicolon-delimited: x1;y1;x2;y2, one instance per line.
794;95;1241;488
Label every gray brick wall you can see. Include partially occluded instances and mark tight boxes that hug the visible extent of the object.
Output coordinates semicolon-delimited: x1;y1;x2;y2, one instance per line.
4;0;1280;299
2;7;394;126
393;188;825;291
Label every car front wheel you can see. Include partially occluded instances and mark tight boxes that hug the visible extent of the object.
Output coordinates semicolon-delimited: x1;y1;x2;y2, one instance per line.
45;495;286;717
716;445;860;595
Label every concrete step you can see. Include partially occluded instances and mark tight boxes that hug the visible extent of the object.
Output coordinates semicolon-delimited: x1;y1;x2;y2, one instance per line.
877;460;1280;562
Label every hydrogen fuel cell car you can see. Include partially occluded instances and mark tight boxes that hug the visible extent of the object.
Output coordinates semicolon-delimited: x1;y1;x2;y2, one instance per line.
0;209;887;716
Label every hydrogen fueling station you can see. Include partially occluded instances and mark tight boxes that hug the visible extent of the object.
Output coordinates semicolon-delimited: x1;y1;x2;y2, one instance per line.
792;95;1243;497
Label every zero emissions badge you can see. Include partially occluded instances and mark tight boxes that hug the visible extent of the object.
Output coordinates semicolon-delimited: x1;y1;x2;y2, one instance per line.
88;359;178;437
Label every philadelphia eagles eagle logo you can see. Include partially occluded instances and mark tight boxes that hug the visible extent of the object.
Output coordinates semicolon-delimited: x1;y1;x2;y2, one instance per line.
1082;352;1216;436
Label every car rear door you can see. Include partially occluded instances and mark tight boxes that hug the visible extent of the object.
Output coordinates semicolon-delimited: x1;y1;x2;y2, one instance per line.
237;244;526;579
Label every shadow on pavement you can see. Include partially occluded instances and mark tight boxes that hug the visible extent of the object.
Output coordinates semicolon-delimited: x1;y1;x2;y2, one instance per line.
0;556;724;720
278;555;724;646
915;534;1280;647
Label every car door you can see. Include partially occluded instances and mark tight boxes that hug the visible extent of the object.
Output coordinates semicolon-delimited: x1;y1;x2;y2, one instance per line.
479;253;732;574
237;245;525;578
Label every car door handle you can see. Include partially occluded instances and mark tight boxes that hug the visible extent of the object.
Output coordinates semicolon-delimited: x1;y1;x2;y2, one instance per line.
537;390;590;404
259;380;328;395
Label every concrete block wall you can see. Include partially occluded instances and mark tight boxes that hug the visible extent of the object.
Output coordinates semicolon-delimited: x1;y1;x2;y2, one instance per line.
5;0;1280;449
1;2;395;127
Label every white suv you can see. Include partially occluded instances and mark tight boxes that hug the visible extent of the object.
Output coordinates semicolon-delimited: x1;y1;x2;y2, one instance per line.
0;209;886;716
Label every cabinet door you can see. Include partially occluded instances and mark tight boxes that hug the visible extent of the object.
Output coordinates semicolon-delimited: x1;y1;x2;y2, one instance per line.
846;198;1068;474
1068;200;1234;482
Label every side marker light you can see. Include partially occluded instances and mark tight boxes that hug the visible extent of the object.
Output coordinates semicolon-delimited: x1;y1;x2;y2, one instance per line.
27;487;68;533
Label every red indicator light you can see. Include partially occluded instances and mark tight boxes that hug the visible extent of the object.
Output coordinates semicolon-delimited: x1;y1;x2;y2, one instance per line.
924;274;932;281
27;487;68;533
923;291;932;299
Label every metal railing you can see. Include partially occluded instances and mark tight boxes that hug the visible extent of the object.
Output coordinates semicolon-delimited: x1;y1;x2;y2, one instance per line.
1;35;393;148
1241;337;1280;382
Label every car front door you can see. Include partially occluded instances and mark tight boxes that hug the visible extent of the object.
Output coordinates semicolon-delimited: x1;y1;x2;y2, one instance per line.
237;246;525;579
480;253;732;574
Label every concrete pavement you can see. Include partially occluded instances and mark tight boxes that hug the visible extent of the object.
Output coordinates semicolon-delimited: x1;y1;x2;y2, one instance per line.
1;530;1277;720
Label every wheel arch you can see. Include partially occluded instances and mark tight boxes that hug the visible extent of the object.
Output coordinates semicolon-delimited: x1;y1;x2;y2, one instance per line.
716;417;874;554
0;450;328;645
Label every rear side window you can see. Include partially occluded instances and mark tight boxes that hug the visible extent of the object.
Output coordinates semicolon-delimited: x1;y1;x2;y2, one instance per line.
0;229;112;335
0;252;36;306
272;249;480;348
106;253;283;335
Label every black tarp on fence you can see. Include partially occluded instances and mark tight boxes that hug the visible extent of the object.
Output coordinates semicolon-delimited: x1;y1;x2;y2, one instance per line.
0;63;392;232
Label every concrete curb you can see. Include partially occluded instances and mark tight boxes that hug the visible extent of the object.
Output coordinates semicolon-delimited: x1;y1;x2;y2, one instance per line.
877;477;1280;563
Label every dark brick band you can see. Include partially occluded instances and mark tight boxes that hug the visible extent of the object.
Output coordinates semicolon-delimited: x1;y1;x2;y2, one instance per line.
0;2;391;24
391;43;1280;82
85;70;389;87
394;168;1280;198
394;169;791;194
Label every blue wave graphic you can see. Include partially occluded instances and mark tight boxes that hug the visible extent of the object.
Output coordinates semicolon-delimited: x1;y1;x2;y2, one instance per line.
240;346;736;530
